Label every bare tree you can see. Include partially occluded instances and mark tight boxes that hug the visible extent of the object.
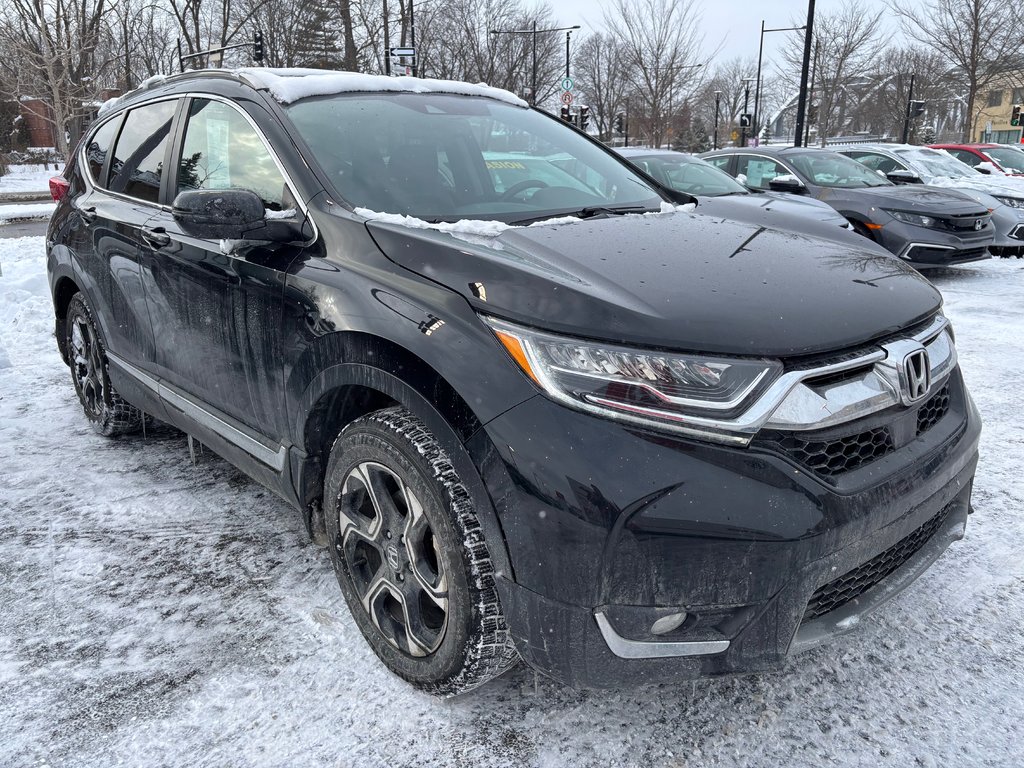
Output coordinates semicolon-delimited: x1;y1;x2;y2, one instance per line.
890;0;1024;141
0;0;111;153
780;0;882;144
603;0;704;148
573;32;629;140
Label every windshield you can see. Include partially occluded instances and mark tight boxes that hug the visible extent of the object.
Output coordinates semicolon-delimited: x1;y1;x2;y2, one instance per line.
285;92;663;222
981;147;1024;174
786;151;892;188
894;147;980;180
628;154;748;196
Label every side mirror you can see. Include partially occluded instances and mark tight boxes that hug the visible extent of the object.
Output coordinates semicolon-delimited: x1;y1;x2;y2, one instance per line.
768;174;805;193
172;189;305;241
886;169;923;184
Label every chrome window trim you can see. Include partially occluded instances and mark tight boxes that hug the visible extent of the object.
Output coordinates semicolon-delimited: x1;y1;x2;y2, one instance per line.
594;611;730;659
107;352;288;472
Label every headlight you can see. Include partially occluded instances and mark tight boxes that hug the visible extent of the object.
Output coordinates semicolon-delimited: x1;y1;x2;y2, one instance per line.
885;209;939;228
993;195;1024;209
484;316;782;441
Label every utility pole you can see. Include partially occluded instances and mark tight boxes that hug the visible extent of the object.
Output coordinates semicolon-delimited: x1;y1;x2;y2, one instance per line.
565;30;571;79
383;0;391;75
713;90;721;149
410;0;416;76
741;77;755;146
792;0;816;147
901;73;916;144
805;40;819;147
532;20;537;107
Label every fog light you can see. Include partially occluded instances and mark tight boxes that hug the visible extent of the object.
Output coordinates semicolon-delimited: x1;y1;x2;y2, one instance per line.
650;611;688;635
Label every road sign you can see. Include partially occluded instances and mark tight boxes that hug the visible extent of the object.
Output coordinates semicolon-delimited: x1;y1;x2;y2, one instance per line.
560;91;573;105
731;129;739;141
561;77;574;91
739;113;753;127
390;47;415;57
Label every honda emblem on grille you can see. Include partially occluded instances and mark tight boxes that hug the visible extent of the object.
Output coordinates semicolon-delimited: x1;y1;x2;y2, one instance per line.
903;349;930;402
974;218;984;231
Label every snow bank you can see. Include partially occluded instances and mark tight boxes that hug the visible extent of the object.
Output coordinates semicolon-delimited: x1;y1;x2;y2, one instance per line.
0;164;63;194
236;68;528;108
0;202;55;223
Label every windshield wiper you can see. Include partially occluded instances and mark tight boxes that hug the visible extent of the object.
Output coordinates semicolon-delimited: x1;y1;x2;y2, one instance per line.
508;205;655;226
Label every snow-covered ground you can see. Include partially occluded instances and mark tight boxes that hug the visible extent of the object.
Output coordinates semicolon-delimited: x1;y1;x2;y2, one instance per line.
0;164;63;195
1;236;1022;767
0;203;55;223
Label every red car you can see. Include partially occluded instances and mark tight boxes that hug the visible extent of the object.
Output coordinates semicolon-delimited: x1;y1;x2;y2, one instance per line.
930;143;1024;176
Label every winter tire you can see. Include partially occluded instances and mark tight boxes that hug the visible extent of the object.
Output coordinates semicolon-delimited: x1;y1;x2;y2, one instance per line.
324;406;519;695
65;293;144;436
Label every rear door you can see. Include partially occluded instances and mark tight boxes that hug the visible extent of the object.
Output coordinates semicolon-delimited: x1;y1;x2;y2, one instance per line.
138;96;308;442
75;99;179;369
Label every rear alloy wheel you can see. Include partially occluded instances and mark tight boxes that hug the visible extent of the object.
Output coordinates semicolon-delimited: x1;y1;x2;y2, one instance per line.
65;293;144;436
324;406;518;695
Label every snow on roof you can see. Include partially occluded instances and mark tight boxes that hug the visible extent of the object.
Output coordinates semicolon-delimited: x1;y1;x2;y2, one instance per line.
235;68;528;108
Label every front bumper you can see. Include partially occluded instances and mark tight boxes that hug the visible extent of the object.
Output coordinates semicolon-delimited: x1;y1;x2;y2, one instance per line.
469;369;980;688
877;220;993;266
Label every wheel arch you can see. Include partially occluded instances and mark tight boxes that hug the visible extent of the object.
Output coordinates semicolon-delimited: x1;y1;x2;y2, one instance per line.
291;331;514;581
52;274;81;363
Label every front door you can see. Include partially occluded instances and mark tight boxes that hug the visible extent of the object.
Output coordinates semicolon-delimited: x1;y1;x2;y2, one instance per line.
138;96;309;442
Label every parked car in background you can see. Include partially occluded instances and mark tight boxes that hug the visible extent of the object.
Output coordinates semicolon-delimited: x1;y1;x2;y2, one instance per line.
701;146;994;267
930;143;1024;176
836;143;1024;258
47;68;981;695
613;148;872;247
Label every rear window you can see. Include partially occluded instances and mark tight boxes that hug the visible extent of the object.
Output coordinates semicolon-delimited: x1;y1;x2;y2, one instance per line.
109;100;177;203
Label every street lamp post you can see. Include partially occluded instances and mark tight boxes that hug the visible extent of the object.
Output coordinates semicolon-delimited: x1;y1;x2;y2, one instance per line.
490;23;580;107
714;90;721;149
793;0;817;147
753;21;806;144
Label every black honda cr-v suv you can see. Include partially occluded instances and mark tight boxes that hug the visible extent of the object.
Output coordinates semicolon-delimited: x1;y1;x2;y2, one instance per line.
46;68;980;694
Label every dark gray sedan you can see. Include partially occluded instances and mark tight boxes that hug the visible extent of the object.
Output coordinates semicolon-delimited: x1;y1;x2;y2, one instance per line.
615;148;869;247
701;146;994;267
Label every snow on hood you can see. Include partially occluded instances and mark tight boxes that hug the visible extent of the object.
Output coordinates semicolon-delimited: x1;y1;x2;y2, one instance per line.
235;68;528;107
353;201;696;237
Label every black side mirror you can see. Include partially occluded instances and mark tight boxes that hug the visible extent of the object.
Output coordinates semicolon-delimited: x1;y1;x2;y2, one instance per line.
172;189;305;241
767;175;805;194
886;169;923;184
975;165;992;175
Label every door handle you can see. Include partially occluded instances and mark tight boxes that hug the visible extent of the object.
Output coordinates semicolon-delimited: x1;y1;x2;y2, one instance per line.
141;226;171;249
78;205;97;224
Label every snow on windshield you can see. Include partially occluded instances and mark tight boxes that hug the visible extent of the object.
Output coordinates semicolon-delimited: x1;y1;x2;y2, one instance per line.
235;68;527;107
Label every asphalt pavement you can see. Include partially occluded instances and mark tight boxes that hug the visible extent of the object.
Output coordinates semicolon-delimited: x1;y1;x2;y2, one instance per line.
0;220;48;239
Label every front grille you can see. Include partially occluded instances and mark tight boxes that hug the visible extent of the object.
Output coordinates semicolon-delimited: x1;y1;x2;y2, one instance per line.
802;502;952;622
760;383;953;481
944;212;990;231
773;428;894;479
1011;224;1024;241
916;383;950;434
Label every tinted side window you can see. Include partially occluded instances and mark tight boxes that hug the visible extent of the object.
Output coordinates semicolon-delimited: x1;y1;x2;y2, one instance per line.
950;149;980;167
704;155;732;171
177;99;290;211
848;151;901;174
109;100;177;203
734;156;788;189
85;119;120;186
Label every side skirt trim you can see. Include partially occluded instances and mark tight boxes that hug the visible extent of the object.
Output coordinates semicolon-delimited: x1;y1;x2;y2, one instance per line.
107;352;287;472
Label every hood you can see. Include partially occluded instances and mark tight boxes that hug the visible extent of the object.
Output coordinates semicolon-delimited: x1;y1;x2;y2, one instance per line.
366;212;941;358
695;192;863;247
820;184;988;214
921;173;1024;200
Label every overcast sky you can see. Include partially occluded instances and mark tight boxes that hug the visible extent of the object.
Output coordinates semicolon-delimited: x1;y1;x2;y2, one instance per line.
550;0;919;77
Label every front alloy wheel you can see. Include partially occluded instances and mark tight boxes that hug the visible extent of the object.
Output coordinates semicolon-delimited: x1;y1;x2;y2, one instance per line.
338;461;449;657
324;407;518;695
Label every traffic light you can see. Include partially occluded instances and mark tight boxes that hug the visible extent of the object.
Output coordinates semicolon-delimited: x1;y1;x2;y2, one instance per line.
910;100;926;118
1012;104;1022;127
253;30;264;63
614;112;625;133
560;106;571;122
579;105;590;131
